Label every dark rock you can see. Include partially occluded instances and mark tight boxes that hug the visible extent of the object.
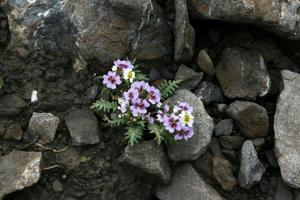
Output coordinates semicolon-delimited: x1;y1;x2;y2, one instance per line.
265;150;278;168
28;112;60;144
119;141;171;184
238;141;266;189
87;86;98;100
65;109;100;145
195;81;225;105
156;164;224;200
0;151;42;199
0;95;26;117
274;70;300;188
222;149;236;161
4;123;23;141
165;90;214;162
251;138;265;151
214;119;233;136
193;151;214;180
149;68;162;82
226;101;269;138
209;137;222;157
196;50;215;75
216;48;270;100
219;136;245;150
52;179;64;193
175;64;203;90
212;156;237;191
174;0;195;63
187;0;300;39
273;178;294;200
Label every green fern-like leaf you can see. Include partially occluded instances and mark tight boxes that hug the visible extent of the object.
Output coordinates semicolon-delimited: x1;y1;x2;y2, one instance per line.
158;80;181;100
106;115;125;128
148;124;165;145
124;125;144;145
91;99;117;113
135;70;149;81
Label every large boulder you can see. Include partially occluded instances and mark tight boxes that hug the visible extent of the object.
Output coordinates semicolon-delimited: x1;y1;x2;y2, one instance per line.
2;0;173;68
164;90;214;162
156;164;224;200
274;70;300;188
0;151;42;199
216;48;270;100
0;94;26;117
119;141;171;184
187;0;300;39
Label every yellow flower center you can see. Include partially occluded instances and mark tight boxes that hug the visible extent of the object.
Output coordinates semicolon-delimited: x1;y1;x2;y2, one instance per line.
128;71;133;79
184;114;190;123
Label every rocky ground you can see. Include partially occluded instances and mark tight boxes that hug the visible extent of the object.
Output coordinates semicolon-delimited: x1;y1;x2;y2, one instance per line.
0;0;300;199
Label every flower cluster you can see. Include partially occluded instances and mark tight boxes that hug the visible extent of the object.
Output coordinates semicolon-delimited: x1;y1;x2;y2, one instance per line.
94;59;195;145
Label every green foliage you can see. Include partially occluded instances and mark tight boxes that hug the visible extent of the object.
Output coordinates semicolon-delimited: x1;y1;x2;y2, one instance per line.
125;123;145;145
104;114;125;128
148;123;177;145
91;99;117;113
158;80;181;100
7;32;22;51
135;71;149;81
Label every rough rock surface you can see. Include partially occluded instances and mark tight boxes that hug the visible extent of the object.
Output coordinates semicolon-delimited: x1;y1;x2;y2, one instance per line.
216;48;270;100
175;64;203;90
156;164;224;200
0;94;26;117
214;119;233;136
4;123;23;141
119;141;171;184
174;0;195;63
28;112;60;144
0;151;42;199
238;141;266;189
195;81;225;104
2;0;173;68
274;70;300;188
65;109;100;145
226;101;269;138
219;136;245;150
187;0;300;39
164;90;214;162
197;49;215;75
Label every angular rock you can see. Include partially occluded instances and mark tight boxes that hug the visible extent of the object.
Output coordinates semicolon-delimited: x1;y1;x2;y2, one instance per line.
187;0;300;39
174;0;195;63
226;101;269;138
195;81;225;105
156;164;224;200
197;50;215;75
212;156;237;191
238;141;266;189
274;70;300;188
214;119;233;136
4;123;23;141
28;112;60;144
65;109;100;145
119;141;171;184
0;94;26;117
3;0;173;68
165;90;214;162
216;48;270;100
219;136;245;150
0;151;42;199
175;64;203;90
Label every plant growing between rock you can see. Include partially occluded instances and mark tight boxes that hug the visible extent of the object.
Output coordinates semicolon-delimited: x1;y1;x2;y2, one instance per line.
91;60;195;145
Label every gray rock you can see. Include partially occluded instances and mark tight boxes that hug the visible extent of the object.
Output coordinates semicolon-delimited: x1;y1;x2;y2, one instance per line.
175;65;203;90
0;95;26;117
119;141;171;184
165;90;214;162
219;136;245;150
217;104;227;113
226;101;269;138
212;156;237;191
274;70;300;188
197;50;215;75
65;109;100;145
238;141;266;189
28;112;60;144
187;0;300;39
174;0;195;63
295;190;300;200
156;164;224;200
195;81;225;105
0;151;42;199
4;123;23;141
3;0;173;68
216;48;270;100
214;119;233;136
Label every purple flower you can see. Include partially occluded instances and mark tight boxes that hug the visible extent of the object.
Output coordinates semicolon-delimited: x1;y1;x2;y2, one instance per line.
163;105;170;112
103;71;121;89
147;86;161;104
113;59;134;71
174;126;194;141
174;102;193;113
130;98;150;117
156;110;165;123
163;114;181;133
131;81;149;91
123;88;139;101
118;98;129;113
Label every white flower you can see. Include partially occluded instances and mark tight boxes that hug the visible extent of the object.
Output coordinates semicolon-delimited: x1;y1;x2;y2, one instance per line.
157;102;162;108
179;111;194;127
31;90;38;103
123;69;135;83
112;65;118;71
118;98;128;113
